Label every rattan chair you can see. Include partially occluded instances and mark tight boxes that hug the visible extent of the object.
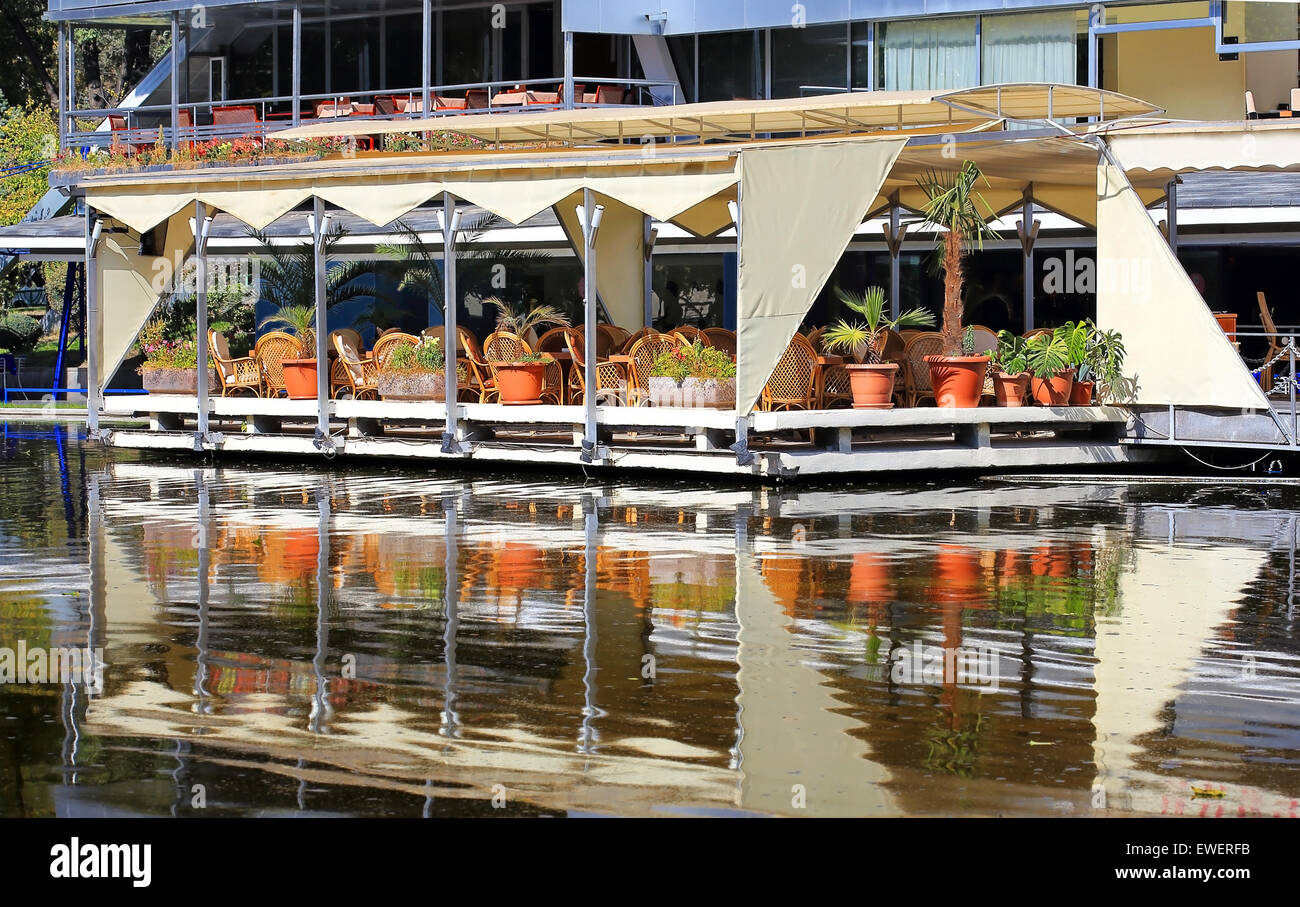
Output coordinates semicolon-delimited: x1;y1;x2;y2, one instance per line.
702;328;737;354
819;362;853;408
599;324;630;349
333;332;379;399
1258;291;1286;393
624;333;682;405
620;326;660;353
327;329;364;396
254;331;304;398
535;327;570;354
902;331;945;407
968;325;999;358
1023;328;1052;341
565;329;627;405
669;325;710;346
209;330;261;397
805;327;827;354
762;333;819;411
372;331;418;370
457;327;496;402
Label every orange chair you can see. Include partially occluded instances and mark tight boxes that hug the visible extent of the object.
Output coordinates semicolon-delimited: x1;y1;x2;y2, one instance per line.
209;330;261;397
702;328;736;354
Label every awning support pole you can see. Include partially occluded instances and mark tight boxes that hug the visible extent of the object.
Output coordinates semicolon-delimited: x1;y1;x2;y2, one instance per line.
563;32;575;110
579;188;601;462
642;214;655;330
883;194;905;320
292;3;302;127
421;0;432;119
57;23;66;150
1166;177;1179;254
440;191;462;454
170;12;180;152
194;201;215;448
1017;191;1040;332
84;210;103;436
729;184;753;468
310;196;331;447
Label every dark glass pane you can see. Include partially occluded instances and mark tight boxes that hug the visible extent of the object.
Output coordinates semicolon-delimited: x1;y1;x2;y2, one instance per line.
851;21;871;89
443;7;491;85
331;17;381;94
770;23;847;98
698;31;764;101
667;35;696;101
229;27;273;100
528;2;555;78
386;13;422;91
573;32;618;79
300;24;327;97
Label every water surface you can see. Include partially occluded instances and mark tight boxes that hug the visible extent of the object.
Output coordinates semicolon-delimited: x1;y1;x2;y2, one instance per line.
2;423;1299;817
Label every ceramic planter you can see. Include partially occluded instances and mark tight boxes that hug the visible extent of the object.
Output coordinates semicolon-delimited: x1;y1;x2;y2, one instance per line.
845;363;898;409
992;371;1031;407
1029;368;1075;406
141;366;219;395
377;370;446;401
648;375;736;408
1069;379;1095;406
925;355;990;408
282;358;319;400
495;362;546;404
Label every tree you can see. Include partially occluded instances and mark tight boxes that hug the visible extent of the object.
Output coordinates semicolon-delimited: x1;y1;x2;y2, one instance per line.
0;0;56;108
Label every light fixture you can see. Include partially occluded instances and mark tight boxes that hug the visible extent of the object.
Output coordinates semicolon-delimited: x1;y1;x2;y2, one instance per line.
437;206;463;234
727;200;739;224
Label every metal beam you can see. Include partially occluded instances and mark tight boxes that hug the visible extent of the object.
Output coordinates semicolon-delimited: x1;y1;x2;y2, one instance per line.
1017;193;1040;332
170;12;180;152
563;31;574;110
643;214;655;329
292;3;302;127
885;196;904;320
421;0;432;118
311;196;330;443
441;191;462;454
57;23;67;149
194;201;214;445
1166;177;1179;254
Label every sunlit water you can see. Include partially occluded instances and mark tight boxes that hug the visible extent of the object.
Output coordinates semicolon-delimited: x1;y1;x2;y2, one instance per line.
3;422;1300;817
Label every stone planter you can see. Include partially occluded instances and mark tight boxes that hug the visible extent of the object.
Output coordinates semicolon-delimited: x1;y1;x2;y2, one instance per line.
141;366;219;395
647;375;736;408
377;370;446;401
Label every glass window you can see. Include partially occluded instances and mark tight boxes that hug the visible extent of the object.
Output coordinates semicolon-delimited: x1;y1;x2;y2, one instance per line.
876;17;977;91
300;23;328;96
770;23;847;97
331;17;380;94
442;7;492;85
666;35;697;102
982;11;1079;85
527;2;555;79
386;13;422;91
850;21;871;90
1241;2;1300;43
229;28;273;100
698;31;765;101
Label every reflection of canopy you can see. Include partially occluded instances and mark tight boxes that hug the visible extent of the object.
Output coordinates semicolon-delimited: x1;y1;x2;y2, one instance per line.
75;87;1300;414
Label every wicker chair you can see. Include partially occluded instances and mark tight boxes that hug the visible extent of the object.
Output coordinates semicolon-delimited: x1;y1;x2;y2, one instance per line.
968;325;999;358
326;329;364;396
902;331;945;407
372;332;418;370
254;331;304;398
1257;292;1286;393
625;333;682;405
669;325;710;346
457;327;496;402
620;326;660;354
535;327;570;354
333;333;379;399
702;328;737;354
565;329;627;405
209;330;261;397
600;324;630;349
1023;328;1052;341
819;362;853;409
762;334;819;411
805;327;827;354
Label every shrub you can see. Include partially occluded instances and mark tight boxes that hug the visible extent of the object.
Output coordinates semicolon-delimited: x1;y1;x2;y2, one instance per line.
0;313;41;354
650;340;736;381
136;318;199;370
384;336;445;372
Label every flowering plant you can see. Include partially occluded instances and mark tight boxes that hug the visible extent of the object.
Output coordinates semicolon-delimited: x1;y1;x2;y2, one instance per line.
649;340;736;381
136;319;200;370
382;336;446;373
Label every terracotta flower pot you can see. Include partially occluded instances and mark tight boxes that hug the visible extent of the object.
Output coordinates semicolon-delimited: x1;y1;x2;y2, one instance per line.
845;363;899;409
282;358;319;400
1069;379;1095;406
1029;368;1075;406
925;355;990;408
992;371;1031;407
495;361;546;404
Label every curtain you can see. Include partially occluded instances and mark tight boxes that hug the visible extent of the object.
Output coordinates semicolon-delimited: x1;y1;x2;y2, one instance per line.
982;11;1078;85
882;17;978;91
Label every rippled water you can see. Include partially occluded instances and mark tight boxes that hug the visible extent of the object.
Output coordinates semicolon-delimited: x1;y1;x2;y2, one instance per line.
2;422;1300;817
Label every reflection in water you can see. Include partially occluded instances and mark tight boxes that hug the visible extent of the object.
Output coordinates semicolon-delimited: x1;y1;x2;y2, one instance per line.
2;425;1300;816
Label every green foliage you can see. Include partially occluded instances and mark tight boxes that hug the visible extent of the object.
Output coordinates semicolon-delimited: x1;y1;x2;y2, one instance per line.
258;304;317;349
383;336;445;373
1025;322;1093;379
0;312;40;353
0;104;57;226
961;325;975;356
823;285;934;363
988;330;1028;376
1081;320;1129;403
136;318;198;369
650;340;737;380
488;297;570;336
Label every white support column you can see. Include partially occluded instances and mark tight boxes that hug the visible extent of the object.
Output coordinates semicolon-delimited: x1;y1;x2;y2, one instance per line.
1017;193;1040;333
643;215;656;329
170;13;180;152
421;0;432;118
440;192;463;454
884;195;905;321
730;185;753;467
57;23;67;149
84;210;103;434
292;3;303;127
194;201;214;446
579;188;603;462
1166;177;1179;255
311;197;330;444
563;31;575;109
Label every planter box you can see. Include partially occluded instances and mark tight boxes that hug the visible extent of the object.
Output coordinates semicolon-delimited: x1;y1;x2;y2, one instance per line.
647;375;736;408
141;366;219;395
377;370;446;401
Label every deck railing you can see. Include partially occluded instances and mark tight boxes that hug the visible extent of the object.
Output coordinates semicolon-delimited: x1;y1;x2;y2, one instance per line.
63;77;681;152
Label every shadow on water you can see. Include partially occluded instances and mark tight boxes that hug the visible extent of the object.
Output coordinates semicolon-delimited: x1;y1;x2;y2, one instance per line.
2;424;1300;816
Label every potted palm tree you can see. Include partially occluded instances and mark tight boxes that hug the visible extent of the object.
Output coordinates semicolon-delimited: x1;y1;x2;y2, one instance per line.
258;304;316;398
986;330;1032;407
821;285;935;408
487;297;570;404
917;161;998;408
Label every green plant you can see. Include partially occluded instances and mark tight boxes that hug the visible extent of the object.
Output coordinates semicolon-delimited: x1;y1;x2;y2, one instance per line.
259;304;318;350
136;318;199;369
487;297;570;338
821;285;934;363
961;325;975;356
1082;320;1128;402
1024;322;1090;379
916;161;998;356
383;336;445;373
0;313;41;354
650;341;737;381
988;330;1028;376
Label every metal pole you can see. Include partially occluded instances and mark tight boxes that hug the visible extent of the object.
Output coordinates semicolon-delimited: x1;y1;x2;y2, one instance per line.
888;198;902;320
57;23;67;150
421;0;432;117
84;210;102;434
563;31;575;109
312;197;330;442
292;3;303;127
1166;177;1179;254
67;28;76;136
170;13;180;152
441;495;459;737
441;192;461;454
582;188;598;459
579;495;598;754
731;181;753;467
194;201;212;445
642;214;654;330
1019;195;1039;333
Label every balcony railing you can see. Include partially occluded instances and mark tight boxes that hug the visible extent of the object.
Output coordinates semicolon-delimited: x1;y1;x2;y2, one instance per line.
63;77;681;151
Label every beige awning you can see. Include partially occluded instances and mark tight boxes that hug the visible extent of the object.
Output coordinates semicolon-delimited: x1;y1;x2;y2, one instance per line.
1102;119;1300;177
554;192;647;332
